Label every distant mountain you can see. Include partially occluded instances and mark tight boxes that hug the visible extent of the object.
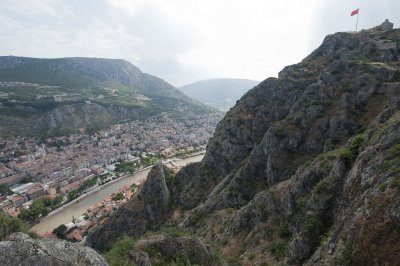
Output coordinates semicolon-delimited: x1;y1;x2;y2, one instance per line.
179;78;259;111
0;56;214;137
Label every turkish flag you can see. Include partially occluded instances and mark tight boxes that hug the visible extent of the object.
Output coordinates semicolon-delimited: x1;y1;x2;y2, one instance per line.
350;9;359;16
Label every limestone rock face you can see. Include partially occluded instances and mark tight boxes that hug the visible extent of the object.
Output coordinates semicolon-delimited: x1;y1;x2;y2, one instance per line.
0;232;108;266
139;163;170;226
173;21;400;265
86;163;171;251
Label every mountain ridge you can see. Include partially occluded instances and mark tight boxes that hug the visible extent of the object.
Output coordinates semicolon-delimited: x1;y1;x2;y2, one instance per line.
0;56;216;137
86;20;400;265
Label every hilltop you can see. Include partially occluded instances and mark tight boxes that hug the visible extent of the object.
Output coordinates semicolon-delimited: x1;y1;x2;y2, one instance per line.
85;20;400;265
0;56;215;137
179;78;259;112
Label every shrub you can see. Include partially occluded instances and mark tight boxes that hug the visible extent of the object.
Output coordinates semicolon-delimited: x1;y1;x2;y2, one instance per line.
314;180;329;194
295;196;308;210
52;224;68;239
279;224;292;239
162;226;186;237
303;216;322;233
389;178;400;192
340;134;365;167
103;236;137;266
378;183;387;192
270;240;287;259
221;237;229;246
0;212;32;240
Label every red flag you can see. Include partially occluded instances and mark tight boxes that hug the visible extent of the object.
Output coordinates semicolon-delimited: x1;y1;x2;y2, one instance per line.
350;9;359;16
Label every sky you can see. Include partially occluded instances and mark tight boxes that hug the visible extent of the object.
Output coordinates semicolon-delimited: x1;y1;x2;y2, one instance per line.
1;0;399;86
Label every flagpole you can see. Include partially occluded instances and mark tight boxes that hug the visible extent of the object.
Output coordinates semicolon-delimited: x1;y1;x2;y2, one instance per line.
356;11;359;31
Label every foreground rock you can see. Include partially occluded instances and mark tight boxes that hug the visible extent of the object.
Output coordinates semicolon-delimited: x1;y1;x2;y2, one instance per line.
0;232;108;266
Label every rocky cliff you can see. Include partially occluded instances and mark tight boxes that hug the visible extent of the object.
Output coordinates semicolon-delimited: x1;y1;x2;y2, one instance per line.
0;232;108;266
172;20;400;265
86;163;172;251
88;21;400;265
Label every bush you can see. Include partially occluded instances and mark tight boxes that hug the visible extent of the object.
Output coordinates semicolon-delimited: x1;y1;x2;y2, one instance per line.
303;216;322;233
270;240;287;259
0;212;32;240
103;236;137;266
389;178;400;192
295;196;308;210
314;180;329;194
52;224;68;239
279;224;292;239
340;134;365;167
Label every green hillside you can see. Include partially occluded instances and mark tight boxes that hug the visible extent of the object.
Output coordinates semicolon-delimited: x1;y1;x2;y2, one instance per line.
0;56;214;137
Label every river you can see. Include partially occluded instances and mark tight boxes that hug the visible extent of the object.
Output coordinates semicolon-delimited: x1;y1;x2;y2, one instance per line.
31;154;204;235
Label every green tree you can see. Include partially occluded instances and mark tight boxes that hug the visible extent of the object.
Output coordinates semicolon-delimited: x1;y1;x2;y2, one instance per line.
0;212;34;240
0;184;12;196
52;224;68;239
20;176;32;184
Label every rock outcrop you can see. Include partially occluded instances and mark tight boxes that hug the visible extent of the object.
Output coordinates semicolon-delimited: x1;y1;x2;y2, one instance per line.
0;232;108;266
171;21;400;265
86;163;172;251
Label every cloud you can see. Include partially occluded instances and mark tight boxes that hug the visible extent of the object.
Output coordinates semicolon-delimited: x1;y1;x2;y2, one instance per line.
310;0;400;48
0;0;399;86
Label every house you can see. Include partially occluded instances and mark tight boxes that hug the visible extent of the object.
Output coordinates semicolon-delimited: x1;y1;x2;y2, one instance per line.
10;194;26;208
26;184;45;200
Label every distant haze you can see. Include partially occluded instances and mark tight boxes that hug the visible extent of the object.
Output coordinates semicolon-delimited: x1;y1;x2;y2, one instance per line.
180;79;259;112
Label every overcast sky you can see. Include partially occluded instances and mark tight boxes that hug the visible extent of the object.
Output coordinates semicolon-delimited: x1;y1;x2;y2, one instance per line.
1;0;399;86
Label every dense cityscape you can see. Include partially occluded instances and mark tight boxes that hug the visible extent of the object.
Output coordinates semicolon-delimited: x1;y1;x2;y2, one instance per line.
0;112;221;224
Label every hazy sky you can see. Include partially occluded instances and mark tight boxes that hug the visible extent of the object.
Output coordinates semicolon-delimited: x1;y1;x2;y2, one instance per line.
1;0;399;86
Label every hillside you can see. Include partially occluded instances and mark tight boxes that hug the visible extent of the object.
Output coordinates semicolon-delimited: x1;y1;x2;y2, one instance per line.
179;78;259;111
86;20;400;265
0;56;214;137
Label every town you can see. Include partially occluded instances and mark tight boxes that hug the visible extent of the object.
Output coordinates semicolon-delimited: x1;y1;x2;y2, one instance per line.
0;111;221;224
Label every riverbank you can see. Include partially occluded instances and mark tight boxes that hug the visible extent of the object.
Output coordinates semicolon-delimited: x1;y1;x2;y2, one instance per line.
31;154;205;234
33;166;152;225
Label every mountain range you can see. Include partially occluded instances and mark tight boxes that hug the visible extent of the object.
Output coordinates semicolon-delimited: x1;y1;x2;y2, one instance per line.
0;56;214;137
179;78;259;111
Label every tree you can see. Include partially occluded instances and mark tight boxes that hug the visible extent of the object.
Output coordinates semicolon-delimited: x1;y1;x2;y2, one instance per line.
52;224;68;239
0;184;12;196
53;195;64;206
0;212;30;240
20;176;32;184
